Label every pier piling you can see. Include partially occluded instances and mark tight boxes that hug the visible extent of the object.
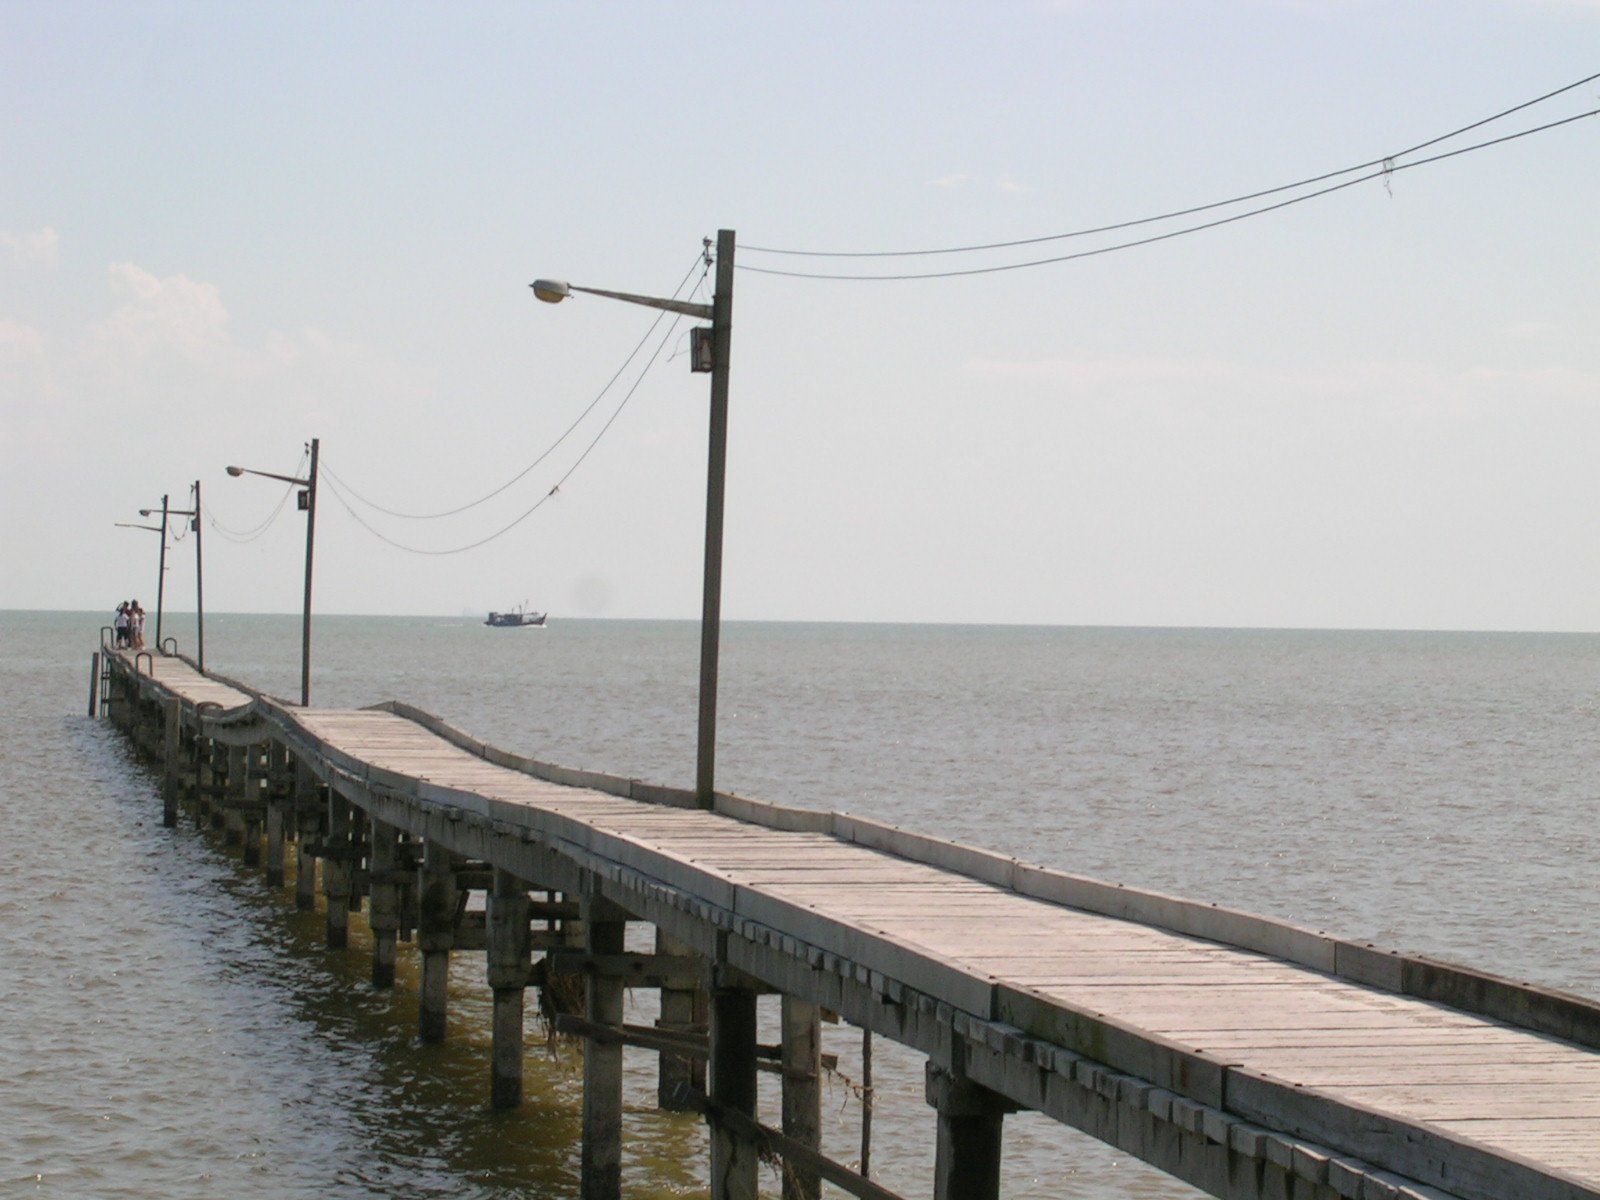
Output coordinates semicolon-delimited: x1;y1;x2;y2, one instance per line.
223;744;246;843
656;929;707;1111
780;996;823;1200
927;1064;1011;1200
486;868;532;1109
293;759;319;911
368;819;399;988
161;697;181;828
323;790;352;949
580;897;628;1200
709;981;760;1200
417;839;457;1043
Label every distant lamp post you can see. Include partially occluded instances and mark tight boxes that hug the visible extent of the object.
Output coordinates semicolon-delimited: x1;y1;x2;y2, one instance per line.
144;481;206;670
226;438;320;706
118;493;169;648
532;229;735;807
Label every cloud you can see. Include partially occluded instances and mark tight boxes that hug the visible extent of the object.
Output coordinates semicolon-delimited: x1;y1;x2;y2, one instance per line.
91;262;233;365
0;226;60;267
927;174;972;189
0;318;47;360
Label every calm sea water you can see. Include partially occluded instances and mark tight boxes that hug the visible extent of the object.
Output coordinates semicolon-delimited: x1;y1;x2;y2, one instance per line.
3;611;1597;1198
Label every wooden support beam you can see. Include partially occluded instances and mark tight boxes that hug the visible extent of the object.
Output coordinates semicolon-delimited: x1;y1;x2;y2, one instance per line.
191;733;210;830
527;898;581;920
224;744;247;846
487;869;532;1110
344;807;367;914
710;983;760;1200
657;929;707;1112
417;839;457;1043
242;780;262;868
926;1063;1015;1200
294;798;319;914
544;948;703;990
580;902;626;1200
549;1016;837;1076
204;738;227;814
322;789;353;948
782;996;823;1200
161;697;181;828
555;1015;699;1057
367;818;399;988
677;1088;908;1200
264;798;287;887
240;744;267;868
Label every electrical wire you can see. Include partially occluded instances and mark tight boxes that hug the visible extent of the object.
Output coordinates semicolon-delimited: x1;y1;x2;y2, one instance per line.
742;71;1600;261
207;450;310;543
738;108;1600;282
321;252;710;521
318;305;689;556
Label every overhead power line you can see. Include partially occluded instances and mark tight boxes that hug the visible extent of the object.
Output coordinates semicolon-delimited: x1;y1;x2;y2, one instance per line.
207;449;310;543
318;299;691;557
323;252;710;521
739;71;1600;280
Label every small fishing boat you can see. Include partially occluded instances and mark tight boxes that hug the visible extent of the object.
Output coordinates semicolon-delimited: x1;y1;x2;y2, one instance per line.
485;604;546;628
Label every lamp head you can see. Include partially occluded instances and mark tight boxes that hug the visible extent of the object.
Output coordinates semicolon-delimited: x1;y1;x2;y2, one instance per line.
138;509;153;517
225;466;244;477
531;279;571;304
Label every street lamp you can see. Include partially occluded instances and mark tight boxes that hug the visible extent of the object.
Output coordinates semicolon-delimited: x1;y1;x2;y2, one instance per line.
225;438;320;706
532;229;735;807
118;493;169;647
143;481;206;670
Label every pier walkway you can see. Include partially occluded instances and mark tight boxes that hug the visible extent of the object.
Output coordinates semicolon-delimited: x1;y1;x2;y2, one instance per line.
96;646;1600;1200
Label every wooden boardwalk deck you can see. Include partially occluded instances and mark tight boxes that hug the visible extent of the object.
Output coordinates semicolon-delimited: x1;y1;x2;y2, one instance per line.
101;649;1600;1200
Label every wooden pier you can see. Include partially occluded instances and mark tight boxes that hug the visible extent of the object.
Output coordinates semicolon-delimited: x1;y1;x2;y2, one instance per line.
96;645;1600;1200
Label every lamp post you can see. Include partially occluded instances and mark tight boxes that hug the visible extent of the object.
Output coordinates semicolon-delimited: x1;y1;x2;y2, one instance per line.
226;438;320;706
532;229;735;807
119;493;169;647
146;482;205;670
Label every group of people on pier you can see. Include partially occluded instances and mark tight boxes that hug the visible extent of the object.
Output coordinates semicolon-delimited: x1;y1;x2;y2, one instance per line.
113;600;146;650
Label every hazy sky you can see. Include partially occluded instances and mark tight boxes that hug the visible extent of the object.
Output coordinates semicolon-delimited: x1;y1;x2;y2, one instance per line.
4;2;1598;629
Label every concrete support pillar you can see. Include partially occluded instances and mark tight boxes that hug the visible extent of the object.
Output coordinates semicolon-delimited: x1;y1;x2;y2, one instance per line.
656;929;707;1111
416;839;458;1043
927;1064;1010;1200
161;697;182;828
323;790;352;949
580;899;627;1200
709;982;760;1200
486;869;532;1109
367;819;399;988
780;996;823;1200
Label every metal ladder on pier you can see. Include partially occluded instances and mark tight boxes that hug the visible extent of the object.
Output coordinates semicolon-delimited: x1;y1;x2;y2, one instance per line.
89;629;116;717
